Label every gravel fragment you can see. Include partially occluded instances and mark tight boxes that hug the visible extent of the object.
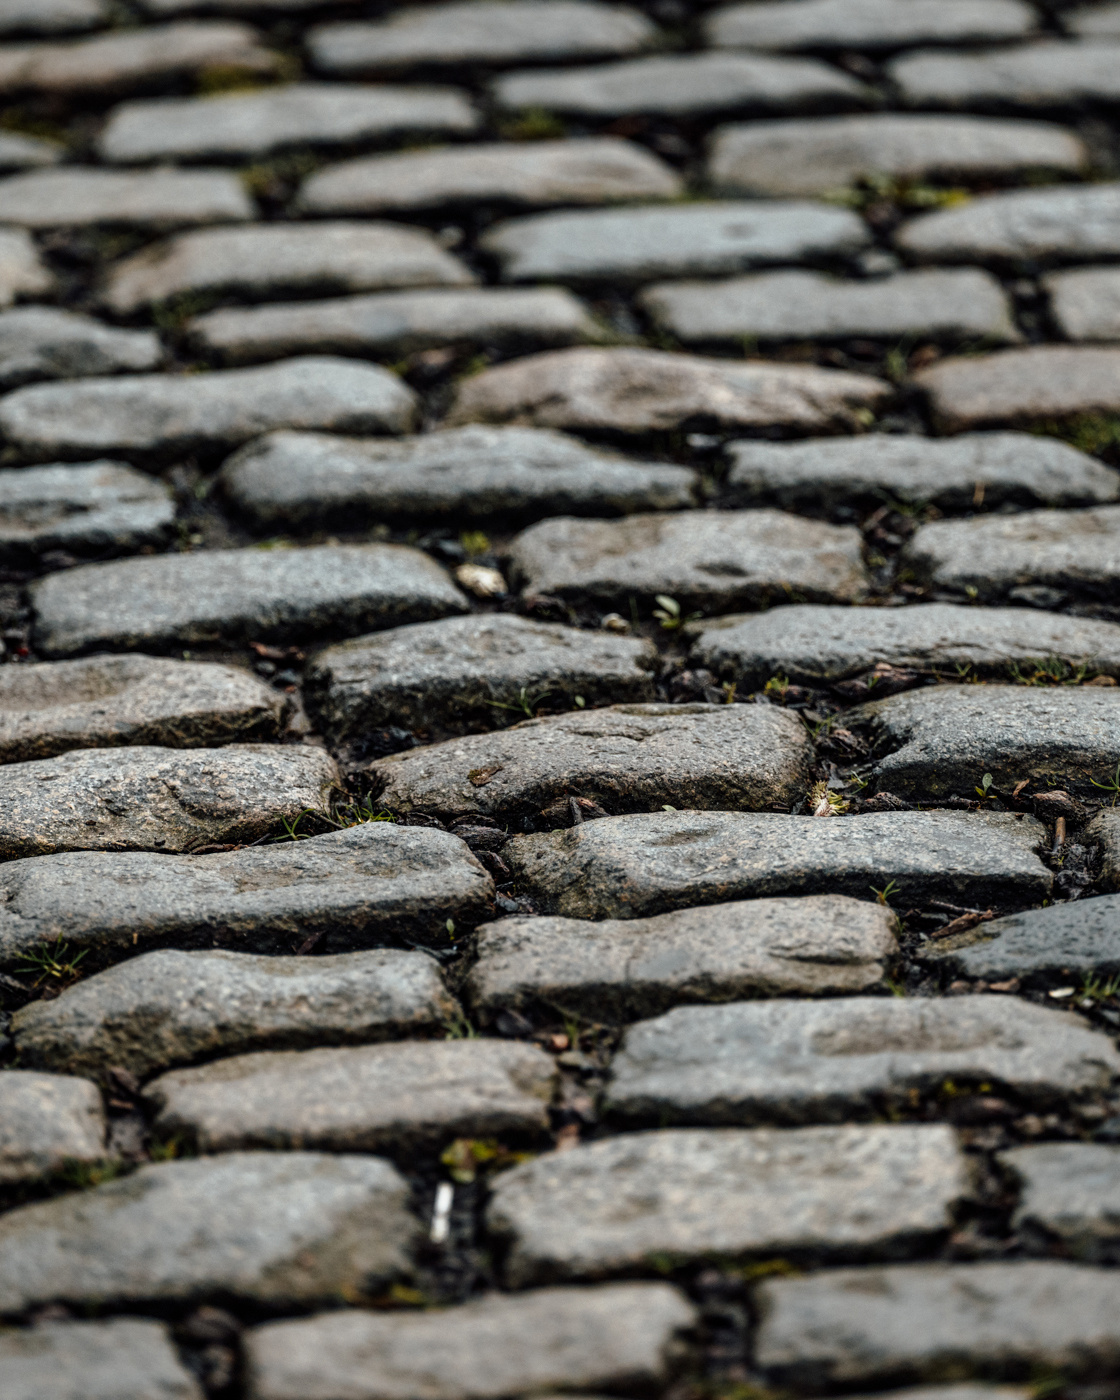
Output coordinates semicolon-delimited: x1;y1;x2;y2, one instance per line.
0;1071;106;1183
921;895;1120;982
1045;266;1120;342
0;0;110;34
1;1319;203;1400
0;167;253;229
0;226;54;304
0;460;174;561
1003;1143;1120;1256
915;347;1120;432
891;39;1120;108
0;306;159;388
706;0;1036;51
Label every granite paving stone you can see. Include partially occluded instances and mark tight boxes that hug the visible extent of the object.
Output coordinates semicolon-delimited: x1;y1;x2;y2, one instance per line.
0;461;174;560
915;347;1120;432
11;946;456;1079
0;653;286;763
0;742;338;858
0;306;159;389
0;226;54;305
0;1151;419;1312
487;1124;969;1284
1045;266;1120;342
244;1283;696;1400
0;131;62;170
0;1071;106;1183
1003;1143;1120;1256
1;1319;204;1400
507;509;869;610
754;1261;1120;1384
709;113;1087;196
503;809;1051;918
1070;2;1120;35
222;426;697;529
297;138;682;215
922;895;1120;983
0;0;110;34
705;0;1037;51
448;347;891;436
480;201;871;284
1086;809;1120;890
890;40;1120;108
303;611;658;739
0;822;494;969
1;356;418;463
99;83;479;164
30;542;466;655
606;996;1120;1125
465;894;899;1022
0;167;254;230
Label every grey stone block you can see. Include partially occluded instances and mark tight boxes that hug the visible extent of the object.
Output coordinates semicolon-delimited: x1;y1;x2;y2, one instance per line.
921;894;1120;982
1003;1143;1120;1256
1070;2;1120;35
465;895;899;1022
891;39;1120;108
1;1319;203;1400
0;131;62;170
0;306;159;389
0;226;55;304
142;0;362;11
706;0;1036;51
503;809;1051;918
0;166;253;229
488;1124;969;1284
1045;265;1120;342
0;1070;106;1183
915;347;1120;433
1086;809;1120;891
0;461;174;561
0;1151;419;1312
0;0;109;34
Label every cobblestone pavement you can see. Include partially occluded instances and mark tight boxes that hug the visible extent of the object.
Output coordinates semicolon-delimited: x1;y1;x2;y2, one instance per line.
3;1;1120;1398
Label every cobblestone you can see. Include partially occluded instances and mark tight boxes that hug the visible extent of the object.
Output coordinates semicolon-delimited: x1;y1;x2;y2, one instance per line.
1003;1143;1120;1257
0;131;62;171
922;894;1120;983
0;1070;106;1183
706;0;1036;51
1087;808;1120;890
0;306;160;388
0;226;54;304
1044;266;1120;342
2;1319;203;1400
0;166;254;229
0;0;110;34
0;460;174;561
916;346;1120;432
891;40;1120;108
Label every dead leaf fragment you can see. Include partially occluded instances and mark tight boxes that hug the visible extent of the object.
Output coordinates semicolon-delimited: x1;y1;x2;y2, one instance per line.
468;764;503;787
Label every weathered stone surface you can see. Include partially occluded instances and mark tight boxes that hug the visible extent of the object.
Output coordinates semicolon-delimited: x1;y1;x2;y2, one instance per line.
1004;1143;1120;1256
143;0;362;11
723;432;1120;513
146;1038;555;1154
189;287;605;364
488;1124;968;1284
0;743;337;859
99;83;478;164
1045;266;1120;342
0;1151;419;1312
606;996;1120;1125
222;426;697;529
754;1261;1120;1384
689;602;1120;687
643;268;1018;345
298;138;682;215
244;1283;696;1400
1071;2;1120;35
0;461;174;560
1;1319;203;1400
11;947;455;1079
310;1;656;75
709;113;1086;196
0;0;109;34
1087;809;1120;891
304;612;658;739
466;895;899;1022
102;221;474;316
0;306;159;389
507;509;868;610
0;1071;106;1183
0;653;285;763
0;167;253;230
2;357;417;463
922;894;1120;982
706;0;1036;51
31;542;465;655
493;52;868;117
372;703;812;820
504;809;1051;918
449;348;891;436
916;347;1120;432
0;130;62;170
0;822;493;969
891;40;1120;108
0;226;54;305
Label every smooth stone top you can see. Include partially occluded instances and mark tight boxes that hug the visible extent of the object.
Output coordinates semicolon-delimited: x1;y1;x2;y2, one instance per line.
1045;266;1120;342
0;130;63;170
921;893;1120;982
1003;1143;1120;1254
0;226;55;305
915;347;1120;433
1;1319;203;1400
0;1070;106;1183
0;306;160;390
0;167;254;229
0;0;110;34
0;460;174;560
706;0;1036;51
890;39;1120;108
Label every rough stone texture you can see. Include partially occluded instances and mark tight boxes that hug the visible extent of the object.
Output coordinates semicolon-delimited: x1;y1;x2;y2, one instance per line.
0;306;159;389
1087;809;1120;891
0;822;494;969
0;1071;106;1183
504;809;1051;918
709;113;1087;197
488;1124;968;1284
448;348;891;436
309;1;656;74
244;1283;696;1400
1004;1143;1120;1256
0;0;109;34
99;83;479;164
916;347;1120;433
0;653;285;763
102;221;474;316
304;612;658;739
31;542;465;656
371;702;813;820
493;52;868;118
0;461;174;561
1045;266;1120;342
0;226;54;305
298;138;682;216
0;1152;419;1312
11;947;455;1079
0;1319;203;1400
145;1038;555;1154
723;432;1120;513
706;0;1036;51
689;602;1120;687
890;40;1120;108
0;356;417;463
606;996;1120;1125
0;743;338;858
479;200;870;284
507;509;869;610
222;426;697;529
465;895;899;1022
0;131;62;170
922;894;1120;982
754;1261;1120;1385
643;268;1019;345
0;167;253;229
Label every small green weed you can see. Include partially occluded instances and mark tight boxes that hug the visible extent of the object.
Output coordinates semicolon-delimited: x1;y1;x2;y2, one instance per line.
485;684;553;718
496;106;567;141
1030;412;1120;460
870;879;901;906
15;940;88;989
1080;972;1120;1002
652;595;701;630
60;1158;125;1190
459;530;490;557
440;1136;535;1182
443;1008;477;1039
1091;763;1120;802
1009;656;1091;687
975;772;995;801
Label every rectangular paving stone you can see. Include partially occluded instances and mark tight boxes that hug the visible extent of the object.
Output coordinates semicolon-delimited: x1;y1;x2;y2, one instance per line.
754;1261;1120;1385
0;167;253;230
3;1319;203;1400
1087;808;1120;891
0;1070;106;1183
244;1283;696;1400
1003;1143;1120;1257
0;226;55;304
0;821;494;970
466;894;900;1022
0;460;174;561
488;1124;969;1285
915;346;1120;432
706;0;1036;51
922;894;1120;983
890;40;1120;108
0;0;110;34
0;130;63;171
504;809;1051;919
1045;265;1120;341
222;425;697;530
0;305;160;389
606;996;1120;1125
